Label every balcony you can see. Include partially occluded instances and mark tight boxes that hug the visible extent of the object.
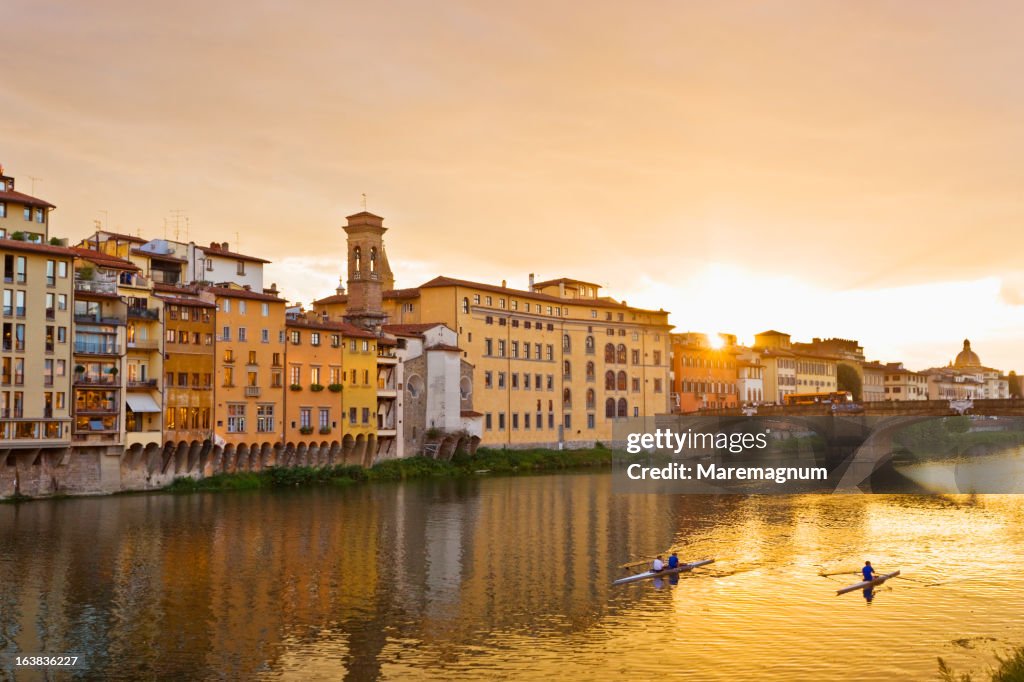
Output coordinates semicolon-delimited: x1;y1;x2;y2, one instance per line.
74;313;125;326
244;386;261;397
127;338;161;350
74;279;118;295
74;341;121;356
127;306;159;320
74;375;121;387
127;379;158;390
0;419;70;447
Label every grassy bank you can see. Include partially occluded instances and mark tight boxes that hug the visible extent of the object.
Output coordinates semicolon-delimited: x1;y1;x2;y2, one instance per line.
939;645;1024;681
165;446;613;493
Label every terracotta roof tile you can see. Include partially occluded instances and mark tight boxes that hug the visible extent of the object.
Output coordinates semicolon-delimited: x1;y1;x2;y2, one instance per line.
201;245;270;264
203;285;285;303
0;238;76;257
0;189;55;209
71;247;140;271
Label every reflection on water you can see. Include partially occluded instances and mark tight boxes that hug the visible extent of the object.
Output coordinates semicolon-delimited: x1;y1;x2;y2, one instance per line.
1;475;1022;680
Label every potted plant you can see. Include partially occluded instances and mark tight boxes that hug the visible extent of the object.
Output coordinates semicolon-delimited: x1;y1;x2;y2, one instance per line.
289;384;303;391
299;426;314;435
319;426;331;435
74;365;85;375
310;383;324;392
327;383;343;393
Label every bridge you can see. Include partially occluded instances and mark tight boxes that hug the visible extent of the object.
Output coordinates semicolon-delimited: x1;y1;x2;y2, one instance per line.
700;398;1024;418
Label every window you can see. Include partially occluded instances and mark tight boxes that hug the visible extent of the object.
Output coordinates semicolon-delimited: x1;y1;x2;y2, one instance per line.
632;349;640;364
632;377;640;392
319;408;330;430
563;360;571;377
227;403;246;432
546;375;554;390
498;412;506;430
617;344;627;364
290;365;301;385
311;366;321;385
497;339;506;357
239;301;247;315
617;371;627;391
587;413;595;429
311;332;321;346
222;326;231;341
16;257;26;284
653;351;662;365
300;407;312;429
290;330;301;345
237;261;246;275
511;373;519;389
512;413;519;429
261;328;269;343
654;378;663;393
473;294;480;305
362;407;370;424
498;372;506;389
222;299;231;313
256;404;275;432
563;334;571;351
586;361;595;381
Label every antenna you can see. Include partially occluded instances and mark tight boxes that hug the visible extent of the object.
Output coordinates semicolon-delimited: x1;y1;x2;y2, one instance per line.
98;210;108;231
361;193;367;211
27;175;42;195
168;209;187;241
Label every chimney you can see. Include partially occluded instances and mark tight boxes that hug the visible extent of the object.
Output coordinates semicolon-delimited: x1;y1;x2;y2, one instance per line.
501;279;507;288
528;273;535;290
270;282;277;292
559;282;565;298
222;242;229;250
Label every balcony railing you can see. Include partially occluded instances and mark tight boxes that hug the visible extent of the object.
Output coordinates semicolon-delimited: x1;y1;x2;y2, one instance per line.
127;379;158;389
127;307;159;320
74;279;118;295
244;386;261;397
74;375;120;386
74;314;125;325
127;338;161;350
74;341;121;355
0;419;68;442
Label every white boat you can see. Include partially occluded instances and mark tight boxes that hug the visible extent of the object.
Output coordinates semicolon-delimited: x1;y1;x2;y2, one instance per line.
836;570;900;595
612;559;715;586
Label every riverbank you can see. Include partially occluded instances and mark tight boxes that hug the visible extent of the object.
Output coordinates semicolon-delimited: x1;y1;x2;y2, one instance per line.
939;644;1024;681
164;445;613;493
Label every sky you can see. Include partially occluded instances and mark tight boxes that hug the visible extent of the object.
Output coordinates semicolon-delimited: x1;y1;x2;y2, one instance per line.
3;0;1023;371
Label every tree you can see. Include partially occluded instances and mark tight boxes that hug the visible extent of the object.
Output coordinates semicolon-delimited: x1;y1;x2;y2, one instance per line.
837;363;863;402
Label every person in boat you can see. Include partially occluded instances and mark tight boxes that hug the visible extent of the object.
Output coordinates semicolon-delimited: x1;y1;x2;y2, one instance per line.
651;556;664;573
862;561;876;582
667;553;680;570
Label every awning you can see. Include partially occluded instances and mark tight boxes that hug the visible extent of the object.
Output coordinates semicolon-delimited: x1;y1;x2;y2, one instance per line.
126;393;161;413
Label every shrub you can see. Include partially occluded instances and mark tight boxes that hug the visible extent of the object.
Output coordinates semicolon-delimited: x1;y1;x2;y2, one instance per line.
299;426;314;435
319;426;331;435
310;383;324;392
289;384;303;391
327;383;343;393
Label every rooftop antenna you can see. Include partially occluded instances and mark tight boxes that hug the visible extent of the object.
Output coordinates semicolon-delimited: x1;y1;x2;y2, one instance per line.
361;193;367;211
98;210;108;231
168;209;187;241
27;175;42;195
184;216;191;242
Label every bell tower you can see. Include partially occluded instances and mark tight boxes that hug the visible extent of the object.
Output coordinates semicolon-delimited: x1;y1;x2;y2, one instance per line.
343;211;394;331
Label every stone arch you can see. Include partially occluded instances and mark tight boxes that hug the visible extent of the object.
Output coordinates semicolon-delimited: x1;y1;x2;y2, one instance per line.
342;434;355;465
438;435;458;461
354;434;367;466
329;440;341;465
407;373;424;398
459;376;472;400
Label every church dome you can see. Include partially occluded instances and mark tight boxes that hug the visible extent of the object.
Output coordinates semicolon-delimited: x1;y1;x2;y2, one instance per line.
954;339;981;368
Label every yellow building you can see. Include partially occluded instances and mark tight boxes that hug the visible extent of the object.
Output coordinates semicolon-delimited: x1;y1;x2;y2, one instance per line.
203;285;286;446
883;362;928;401
157;291;216;444
793;353;838;394
314;212;673;448
282;315;378;459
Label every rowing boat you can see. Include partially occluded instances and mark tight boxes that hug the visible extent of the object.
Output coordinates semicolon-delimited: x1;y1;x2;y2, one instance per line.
612;559;715;586
836;570;900;595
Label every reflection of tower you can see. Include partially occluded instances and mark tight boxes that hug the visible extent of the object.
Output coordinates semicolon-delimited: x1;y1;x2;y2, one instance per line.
343;211;394;331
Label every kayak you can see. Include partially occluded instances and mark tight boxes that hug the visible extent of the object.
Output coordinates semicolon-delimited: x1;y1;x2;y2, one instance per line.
612;559;715;586
836;570;900;595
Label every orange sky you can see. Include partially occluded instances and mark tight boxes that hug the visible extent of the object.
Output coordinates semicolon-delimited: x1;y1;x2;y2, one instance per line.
3;1;1023;371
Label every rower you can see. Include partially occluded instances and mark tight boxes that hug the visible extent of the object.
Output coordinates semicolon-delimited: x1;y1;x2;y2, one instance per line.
862;561;876;582
667;553;680;570
652;556;664;573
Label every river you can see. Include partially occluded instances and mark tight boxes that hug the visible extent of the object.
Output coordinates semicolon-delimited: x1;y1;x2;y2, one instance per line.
1;473;1022;680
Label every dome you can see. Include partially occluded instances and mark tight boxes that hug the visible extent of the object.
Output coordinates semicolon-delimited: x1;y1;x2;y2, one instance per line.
954;339;981;368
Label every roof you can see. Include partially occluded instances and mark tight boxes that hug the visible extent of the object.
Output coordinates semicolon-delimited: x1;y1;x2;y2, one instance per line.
427;343;462;352
313;287;420;306
91;230;147;244
155;295;216;309
382;322;445;336
203;285;285;303
531;277;602;289
418;276;668;314
72;247;140;271
201;244;270;264
285;317;377;338
460;410;484;418
0;188;55;210
0;238;76;258
756;330;789;337
154;282;200;294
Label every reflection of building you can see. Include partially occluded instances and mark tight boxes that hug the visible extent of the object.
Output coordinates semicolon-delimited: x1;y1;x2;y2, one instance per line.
924;339;1009;401
670;332;739;412
314;211;671;449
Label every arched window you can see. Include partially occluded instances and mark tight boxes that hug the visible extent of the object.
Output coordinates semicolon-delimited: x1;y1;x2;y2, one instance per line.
586;361;595;380
605;343;615;363
353;247;362;278
563;334;571;352
459;376;472;400
585;335;595;353
369;247;378;273
407;374;424;398
563;360;571;377
605;370;615;390
563;388;572;408
605;398;616;418
461;297;469;314
617;344;627;364
617;371;627;391
617;398;628;418
586;388;596;409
